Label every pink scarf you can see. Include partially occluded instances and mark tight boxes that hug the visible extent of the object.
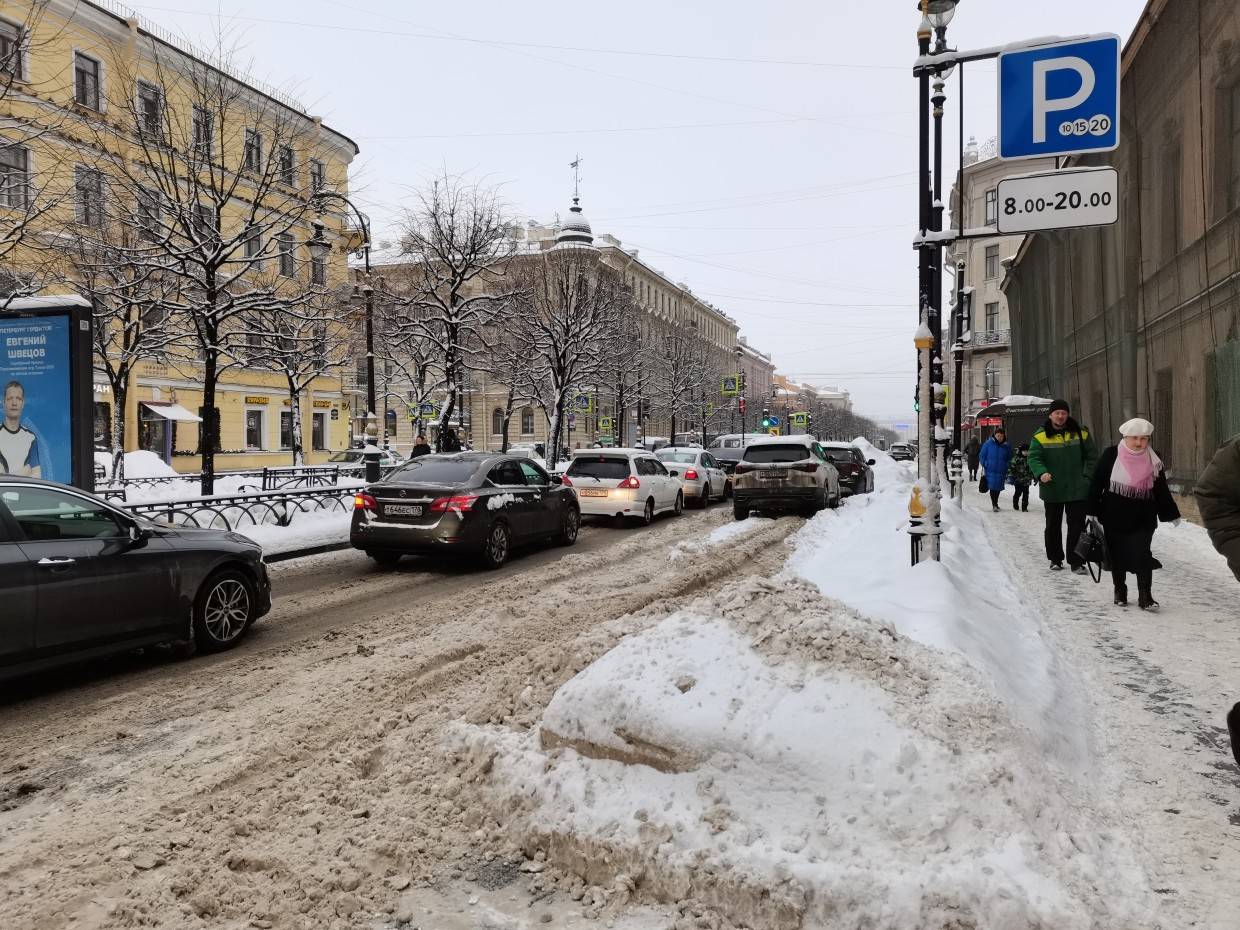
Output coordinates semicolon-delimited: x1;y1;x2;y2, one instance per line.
1109;443;1162;499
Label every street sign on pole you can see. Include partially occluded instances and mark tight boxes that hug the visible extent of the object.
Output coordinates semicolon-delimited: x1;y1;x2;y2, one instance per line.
998;35;1120;161
996;167;1118;234
721;376;739;397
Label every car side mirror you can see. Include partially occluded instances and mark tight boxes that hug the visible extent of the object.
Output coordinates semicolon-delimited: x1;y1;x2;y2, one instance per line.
867;459;876;466
126;522;152;546
668;469;680;477
551;475;563;485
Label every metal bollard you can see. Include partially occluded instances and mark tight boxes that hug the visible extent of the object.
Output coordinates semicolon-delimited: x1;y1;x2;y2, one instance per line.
364;450;381;483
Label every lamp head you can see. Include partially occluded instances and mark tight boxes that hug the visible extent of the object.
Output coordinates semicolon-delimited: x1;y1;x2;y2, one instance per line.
923;0;959;29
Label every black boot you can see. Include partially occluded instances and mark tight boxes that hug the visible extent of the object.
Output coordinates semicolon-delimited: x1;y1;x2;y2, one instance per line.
1228;703;1240;769
1138;589;1159;611
1114;584;1127;607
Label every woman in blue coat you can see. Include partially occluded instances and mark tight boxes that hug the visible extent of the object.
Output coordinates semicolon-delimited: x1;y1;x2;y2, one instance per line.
979;428;1014;512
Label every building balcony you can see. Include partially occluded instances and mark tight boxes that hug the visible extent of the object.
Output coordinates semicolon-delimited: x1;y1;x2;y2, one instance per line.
971;328;1010;349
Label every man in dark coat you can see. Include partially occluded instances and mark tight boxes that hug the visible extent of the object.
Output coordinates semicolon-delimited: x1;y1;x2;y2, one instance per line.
1196;435;1240;583
964;435;981;481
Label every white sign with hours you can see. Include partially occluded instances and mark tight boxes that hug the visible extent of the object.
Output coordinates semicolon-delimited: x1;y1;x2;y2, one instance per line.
995;167;1118;235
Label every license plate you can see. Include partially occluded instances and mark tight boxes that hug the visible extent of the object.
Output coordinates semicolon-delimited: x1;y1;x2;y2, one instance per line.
761;469;788;479
384;504;423;516
578;489;608;497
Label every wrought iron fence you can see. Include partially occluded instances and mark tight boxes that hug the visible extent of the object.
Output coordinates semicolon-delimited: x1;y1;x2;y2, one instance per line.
124;487;357;532
97;465;362;501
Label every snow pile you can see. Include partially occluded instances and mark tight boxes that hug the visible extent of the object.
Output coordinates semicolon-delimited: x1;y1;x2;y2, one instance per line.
787;468;1083;763
454;578;1155;929
236;510;352;556
488;493;518;511
668;516;762;560
94;449;178;479
851;436;912;487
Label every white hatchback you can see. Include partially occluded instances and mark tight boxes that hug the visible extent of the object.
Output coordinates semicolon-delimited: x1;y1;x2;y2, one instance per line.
656;448;730;507
564;448;684;526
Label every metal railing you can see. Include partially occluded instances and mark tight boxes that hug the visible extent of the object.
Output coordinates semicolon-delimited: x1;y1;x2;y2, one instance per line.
971;328;1011;348
124;487;356;532
97;465;359;500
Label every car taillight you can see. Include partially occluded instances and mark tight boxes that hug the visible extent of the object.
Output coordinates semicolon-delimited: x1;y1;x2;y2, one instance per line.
560;475;573;486
684;469;699;480
430;494;479;513
617;475;640;489
353;493;377;511
795;463;818;474
734;463;753;474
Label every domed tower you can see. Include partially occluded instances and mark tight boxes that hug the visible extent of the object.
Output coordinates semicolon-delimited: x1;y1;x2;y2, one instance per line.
551;195;596;252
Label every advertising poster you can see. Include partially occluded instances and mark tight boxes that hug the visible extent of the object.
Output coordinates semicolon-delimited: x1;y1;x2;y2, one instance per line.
0;314;71;482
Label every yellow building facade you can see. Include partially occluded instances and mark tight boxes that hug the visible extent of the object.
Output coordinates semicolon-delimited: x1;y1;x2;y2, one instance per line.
0;0;360;472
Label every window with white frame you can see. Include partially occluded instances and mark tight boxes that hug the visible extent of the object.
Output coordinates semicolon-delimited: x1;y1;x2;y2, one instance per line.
491;408;503;435
244;128;263;172
311;411;326;450
75;165;104;228
193;203;216;241
136;81;162;139
984;301;999;332
984;188;997;226
136;187;161;241
245;409;265;449
0;19;25;79
74;52;101;110
280;410;293;449
191;105;213;157
309;158;325;192
0;144;29;208
983;360;999;399
243;226;262;261
278;145;295;185
984;244;999;280
310;253;326;285
277;232;295;277
521;407;534;434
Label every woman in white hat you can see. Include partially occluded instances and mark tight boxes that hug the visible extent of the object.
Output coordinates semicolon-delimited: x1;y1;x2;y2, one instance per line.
1086;418;1181;610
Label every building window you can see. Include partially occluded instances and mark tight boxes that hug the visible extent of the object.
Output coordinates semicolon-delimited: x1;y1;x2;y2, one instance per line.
984;188;997;226
309;158;325;192
0;144;29;208
1160;140;1182;262
312;411;326;450
278;145;295;185
243;227;262;261
491;408;503;435
1;19;25;80
1154;368;1174;469
984;301;999;332
280;410;293;449
521;407;534;434
244;129;263;172
193;203;216;241
192;105;213;157
983;360;999;399
1226;82;1240;213
984;244;1000;280
310;254;326;285
74;52;101;110
136;81;162;139
245;409;265;450
355;358;368;387
75;166;104;228
136;187;161;241
277;232;295;277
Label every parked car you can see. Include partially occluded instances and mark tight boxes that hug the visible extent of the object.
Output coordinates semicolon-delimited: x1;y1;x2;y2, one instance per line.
328;447;405;469
731;437;841;520
350;453;579;569
656;448;731;506
564;448;683;526
0;476;271;683
888;442;916;462
820;442;876;495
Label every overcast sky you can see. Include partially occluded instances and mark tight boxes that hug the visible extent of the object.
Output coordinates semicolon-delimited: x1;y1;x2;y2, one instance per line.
128;0;1147;420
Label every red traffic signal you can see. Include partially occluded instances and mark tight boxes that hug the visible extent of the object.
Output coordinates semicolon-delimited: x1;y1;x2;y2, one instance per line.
738;398;746;413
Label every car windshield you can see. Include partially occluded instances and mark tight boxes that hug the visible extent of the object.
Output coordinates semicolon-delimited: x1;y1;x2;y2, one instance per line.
743;444;812;464
388;458;479;484
657;452;697;464
566;456;632;480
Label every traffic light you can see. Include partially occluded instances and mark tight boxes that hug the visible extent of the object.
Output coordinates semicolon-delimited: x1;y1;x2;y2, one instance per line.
761;407;771;429
738;397;746;415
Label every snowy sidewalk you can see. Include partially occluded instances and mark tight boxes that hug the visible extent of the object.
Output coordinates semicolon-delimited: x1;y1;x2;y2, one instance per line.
964;485;1240;929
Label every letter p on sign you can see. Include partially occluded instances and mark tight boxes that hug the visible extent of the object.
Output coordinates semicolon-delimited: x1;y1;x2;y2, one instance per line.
999;35;1120;161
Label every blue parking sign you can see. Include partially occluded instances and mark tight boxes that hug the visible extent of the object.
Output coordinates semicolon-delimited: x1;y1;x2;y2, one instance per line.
999;35;1120;161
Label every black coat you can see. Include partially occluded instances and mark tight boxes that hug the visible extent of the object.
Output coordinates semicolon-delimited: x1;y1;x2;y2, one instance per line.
410;442;432;458
1086;445;1180;533
1195;436;1240;582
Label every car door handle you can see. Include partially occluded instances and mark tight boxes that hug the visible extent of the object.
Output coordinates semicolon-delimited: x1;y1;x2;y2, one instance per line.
37;557;77;566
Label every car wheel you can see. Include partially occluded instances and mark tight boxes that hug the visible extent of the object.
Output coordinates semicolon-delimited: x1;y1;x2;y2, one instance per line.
697;484;710;508
193;569;255;653
724;480;733;500
367;550;402;567
634;498;655;526
558;506;581;546
674;491;684;516
733;502;749;522
481;521;512;569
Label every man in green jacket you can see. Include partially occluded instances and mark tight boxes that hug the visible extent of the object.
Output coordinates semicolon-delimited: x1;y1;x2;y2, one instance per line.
1196;435;1240;583
1027;399;1098;573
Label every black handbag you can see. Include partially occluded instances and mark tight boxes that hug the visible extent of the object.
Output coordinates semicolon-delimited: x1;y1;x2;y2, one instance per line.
1074;517;1108;582
978;475;989;493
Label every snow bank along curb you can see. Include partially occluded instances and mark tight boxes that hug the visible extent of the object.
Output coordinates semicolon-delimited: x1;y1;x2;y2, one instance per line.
451;574;1156;930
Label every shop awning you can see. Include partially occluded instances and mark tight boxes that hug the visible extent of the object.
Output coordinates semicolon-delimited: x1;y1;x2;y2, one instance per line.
141;402;202;422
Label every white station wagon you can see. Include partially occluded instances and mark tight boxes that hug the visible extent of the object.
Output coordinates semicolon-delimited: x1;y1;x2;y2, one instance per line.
564;448;684;526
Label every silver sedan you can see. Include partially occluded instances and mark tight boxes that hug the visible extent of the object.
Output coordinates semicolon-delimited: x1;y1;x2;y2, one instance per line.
655;448;730;508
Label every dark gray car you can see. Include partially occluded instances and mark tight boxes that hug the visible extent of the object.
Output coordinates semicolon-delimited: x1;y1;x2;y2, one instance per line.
0;476;271;683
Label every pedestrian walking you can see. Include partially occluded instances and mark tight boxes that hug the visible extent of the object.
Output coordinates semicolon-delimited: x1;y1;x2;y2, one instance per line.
441;428;462;453
1008;442;1034;512
1195;434;1240;583
1086;418;1180;610
410;433;432;458
1028;399;1098;573
965;435;981;482
978;428;1014;512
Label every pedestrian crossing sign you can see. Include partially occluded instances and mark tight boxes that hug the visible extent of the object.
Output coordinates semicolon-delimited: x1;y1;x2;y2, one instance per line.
573;393;593;413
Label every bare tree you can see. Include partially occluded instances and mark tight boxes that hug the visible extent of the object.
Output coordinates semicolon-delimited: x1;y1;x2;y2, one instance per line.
85;41;331;493
510;247;629;466
598;297;647;446
238;294;350;465
369;280;447;442
650;328;711;445
391;174;516;450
